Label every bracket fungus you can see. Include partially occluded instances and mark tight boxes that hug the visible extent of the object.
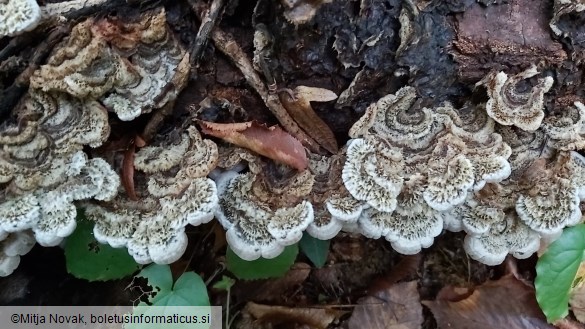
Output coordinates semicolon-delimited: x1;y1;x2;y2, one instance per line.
29;9;190;121
463;212;540;266
0;231;35;277
357;173;445;255
215;153;314;260
87;126;219;264
550;0;585;36
341;86;512;255
306;153;364;240
0;77;117;270
0;0;41;37
511;151;585;236
476;65;554;131
542;102;585;151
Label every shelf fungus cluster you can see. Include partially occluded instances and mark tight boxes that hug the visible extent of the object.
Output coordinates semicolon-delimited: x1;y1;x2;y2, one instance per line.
0;231;35;276
341;86;513;256
0;91;117;276
305;153;364;240
550;0;585;37
86;126;219;264
0;8;192;275
339;79;585;265
213;146;368;261
29;8;190;121
215;148;315;260
476;65;554;132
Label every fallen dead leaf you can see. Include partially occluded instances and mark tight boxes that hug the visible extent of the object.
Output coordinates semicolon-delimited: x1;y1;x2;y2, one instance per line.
569;263;585;324
254;262;312;302
121;140;138;201
555;318;585;329
197;120;308;171
211;222;227;253
423;274;554;329
570;286;585;324
232;263;311;304
348;280;423;329
245;301;344;329
368;255;422;295
280;86;339;154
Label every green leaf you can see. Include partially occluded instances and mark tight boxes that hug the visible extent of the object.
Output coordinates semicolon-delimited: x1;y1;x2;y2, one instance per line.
212;275;236;291
226;244;298;280
65;218;140;281
135;264;210;306
536;224;585;322
299;233;330;268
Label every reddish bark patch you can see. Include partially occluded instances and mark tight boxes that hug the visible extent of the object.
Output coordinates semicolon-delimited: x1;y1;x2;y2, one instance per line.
452;0;566;82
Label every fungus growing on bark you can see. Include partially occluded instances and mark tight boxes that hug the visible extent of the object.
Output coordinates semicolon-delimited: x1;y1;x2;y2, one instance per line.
357;173;444;254
0;76;117;263
476;65;554;131
0;0;41;37
0;231;35;277
342;86;513;255
515;176;581;236
342;136;404;213
550;0;585;36
306;153;364;240
497;126;552;175
463;213;540;266
87;126;218;264
348;86;441;151
0;92;110;193
542;102;585;151
345;87;511;214
29;9;190;121
215;154;314;261
0;151;119;248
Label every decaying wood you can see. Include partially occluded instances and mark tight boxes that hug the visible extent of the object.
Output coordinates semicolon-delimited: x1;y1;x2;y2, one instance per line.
189;1;322;154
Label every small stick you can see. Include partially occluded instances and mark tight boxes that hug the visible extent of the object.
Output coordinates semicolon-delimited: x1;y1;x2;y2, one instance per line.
188;0;225;68
189;1;321;153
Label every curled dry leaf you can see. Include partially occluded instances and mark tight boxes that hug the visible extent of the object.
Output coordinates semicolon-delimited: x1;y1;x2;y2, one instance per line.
197;120;308;171
423;275;553;329
569;262;585;323
122;142;137;201
280;86;339;154
232;263;311;303
244;301;344;329
348;280;423;329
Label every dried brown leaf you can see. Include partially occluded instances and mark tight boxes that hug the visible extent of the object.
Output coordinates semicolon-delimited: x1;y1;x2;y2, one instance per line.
231;263;311;304
423;275;554;329
245;301;343;329
197;120;308;170
571;286;585;324
348;280;423;329
569;263;585;324
212;222;227;253
367;254;422;295
253;262;311;302
122;142;138;201
280;86;338;154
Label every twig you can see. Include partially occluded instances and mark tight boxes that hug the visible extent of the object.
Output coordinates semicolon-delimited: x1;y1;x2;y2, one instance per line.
188;0;225;72
189;1;322;153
